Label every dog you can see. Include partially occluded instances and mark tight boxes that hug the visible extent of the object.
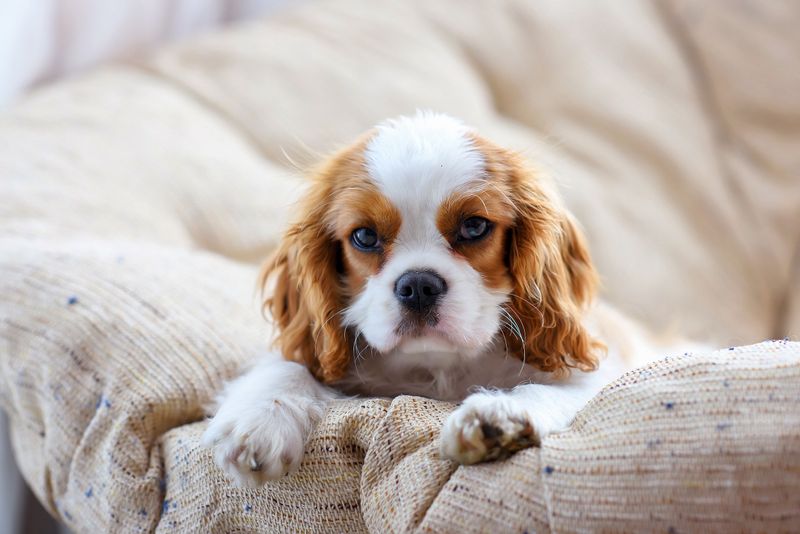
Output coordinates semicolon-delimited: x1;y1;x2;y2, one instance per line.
202;111;698;487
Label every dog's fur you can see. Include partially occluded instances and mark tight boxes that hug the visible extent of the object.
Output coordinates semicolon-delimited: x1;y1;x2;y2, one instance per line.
202;112;701;486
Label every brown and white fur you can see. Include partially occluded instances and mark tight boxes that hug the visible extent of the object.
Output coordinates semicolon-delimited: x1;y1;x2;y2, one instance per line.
202;112;698;486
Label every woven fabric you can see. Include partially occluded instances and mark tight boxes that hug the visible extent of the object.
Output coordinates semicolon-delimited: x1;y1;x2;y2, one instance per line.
3;265;800;532
1;0;800;532
362;343;800;532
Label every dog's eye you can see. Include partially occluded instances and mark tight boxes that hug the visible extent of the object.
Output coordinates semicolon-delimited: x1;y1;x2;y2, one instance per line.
458;217;491;241
351;227;381;251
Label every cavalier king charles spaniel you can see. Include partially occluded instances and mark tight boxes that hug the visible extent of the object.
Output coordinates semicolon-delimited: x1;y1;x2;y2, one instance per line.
203;111;698;486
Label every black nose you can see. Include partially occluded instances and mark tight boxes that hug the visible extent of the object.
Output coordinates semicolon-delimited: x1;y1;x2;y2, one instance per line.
394;270;447;312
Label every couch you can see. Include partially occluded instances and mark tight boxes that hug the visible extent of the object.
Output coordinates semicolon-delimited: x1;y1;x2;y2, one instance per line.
1;0;799;531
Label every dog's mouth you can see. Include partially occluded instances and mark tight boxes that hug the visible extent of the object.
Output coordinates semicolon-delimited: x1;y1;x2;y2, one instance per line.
364;307;495;357
393;311;467;353
395;309;439;338
392;315;474;357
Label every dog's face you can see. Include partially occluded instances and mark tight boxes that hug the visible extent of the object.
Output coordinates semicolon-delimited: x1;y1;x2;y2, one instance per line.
263;113;601;382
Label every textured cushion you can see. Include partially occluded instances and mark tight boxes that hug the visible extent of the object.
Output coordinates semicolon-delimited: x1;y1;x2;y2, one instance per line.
1;0;799;531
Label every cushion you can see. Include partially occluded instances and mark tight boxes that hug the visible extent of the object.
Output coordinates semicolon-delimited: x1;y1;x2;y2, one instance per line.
1;0;799;531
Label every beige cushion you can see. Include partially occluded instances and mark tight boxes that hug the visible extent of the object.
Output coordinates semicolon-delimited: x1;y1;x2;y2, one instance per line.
1;0;799;531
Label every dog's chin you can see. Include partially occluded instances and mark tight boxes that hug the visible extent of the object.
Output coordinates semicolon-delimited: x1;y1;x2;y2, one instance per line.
392;328;491;360
360;315;499;357
396;334;461;355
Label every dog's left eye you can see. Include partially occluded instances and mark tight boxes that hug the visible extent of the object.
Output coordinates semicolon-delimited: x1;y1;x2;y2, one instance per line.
351;227;381;251
458;217;491;241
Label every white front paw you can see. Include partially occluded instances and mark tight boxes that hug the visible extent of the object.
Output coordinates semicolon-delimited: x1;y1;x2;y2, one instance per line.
202;396;319;487
440;393;539;465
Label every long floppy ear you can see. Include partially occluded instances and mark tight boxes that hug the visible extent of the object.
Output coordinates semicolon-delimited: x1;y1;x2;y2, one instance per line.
504;155;604;375
258;151;354;383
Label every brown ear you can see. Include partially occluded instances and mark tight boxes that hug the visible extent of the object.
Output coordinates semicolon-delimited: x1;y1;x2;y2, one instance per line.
259;152;354;383
504;156;603;374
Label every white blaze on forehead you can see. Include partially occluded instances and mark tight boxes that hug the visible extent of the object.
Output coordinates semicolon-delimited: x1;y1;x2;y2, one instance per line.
364;112;485;245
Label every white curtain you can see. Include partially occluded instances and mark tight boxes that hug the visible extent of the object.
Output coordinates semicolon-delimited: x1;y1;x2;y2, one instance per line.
0;0;303;107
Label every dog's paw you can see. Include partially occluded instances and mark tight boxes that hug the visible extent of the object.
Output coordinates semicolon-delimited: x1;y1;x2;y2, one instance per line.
201;397;315;487
440;393;539;465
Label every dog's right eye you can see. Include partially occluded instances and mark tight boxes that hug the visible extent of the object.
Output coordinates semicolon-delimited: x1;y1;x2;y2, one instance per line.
351;227;381;251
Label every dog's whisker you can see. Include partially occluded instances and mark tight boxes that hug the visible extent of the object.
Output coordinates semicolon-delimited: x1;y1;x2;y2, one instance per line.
312;308;351;348
351;331;367;384
507;290;547;329
499;305;528;373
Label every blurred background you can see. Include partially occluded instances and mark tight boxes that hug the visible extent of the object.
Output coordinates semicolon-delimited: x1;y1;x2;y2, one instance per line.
0;0;305;108
0;2;305;531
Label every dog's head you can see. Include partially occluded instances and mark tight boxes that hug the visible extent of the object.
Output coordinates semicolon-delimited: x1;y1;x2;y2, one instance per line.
262;112;602;382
